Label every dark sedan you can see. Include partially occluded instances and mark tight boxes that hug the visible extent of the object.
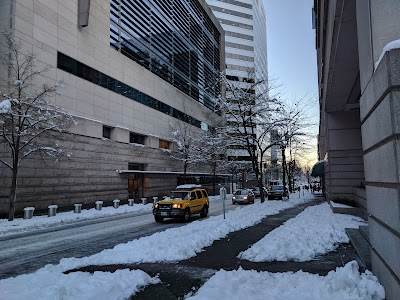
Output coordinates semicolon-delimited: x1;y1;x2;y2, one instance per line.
232;189;255;204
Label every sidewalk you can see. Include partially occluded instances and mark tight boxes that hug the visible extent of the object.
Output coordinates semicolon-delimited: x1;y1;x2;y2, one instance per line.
71;196;365;299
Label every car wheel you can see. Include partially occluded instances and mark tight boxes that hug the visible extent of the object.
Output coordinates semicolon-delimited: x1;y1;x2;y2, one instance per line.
200;205;208;218
279;196;283;200
155;216;163;223
182;209;190;222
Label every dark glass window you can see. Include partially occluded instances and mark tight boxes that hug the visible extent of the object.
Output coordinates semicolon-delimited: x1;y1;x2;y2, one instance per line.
57;52;214;132
130;132;146;144
209;6;253;19
128;163;145;170
103;126;112;139
109;0;222;114
214;0;252;9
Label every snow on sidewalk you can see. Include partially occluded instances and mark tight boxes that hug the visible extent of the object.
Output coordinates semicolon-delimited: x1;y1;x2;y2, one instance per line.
0;195;226;237
0;203;152;237
0;193;385;299
187;261;385;300
239;203;366;262
0;268;160;300
49;193;314;272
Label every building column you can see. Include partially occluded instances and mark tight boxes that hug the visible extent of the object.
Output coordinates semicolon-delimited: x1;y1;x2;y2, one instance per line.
356;0;400;297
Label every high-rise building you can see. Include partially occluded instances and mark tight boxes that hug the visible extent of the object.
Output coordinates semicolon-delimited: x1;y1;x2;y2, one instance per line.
205;0;268;166
0;0;225;215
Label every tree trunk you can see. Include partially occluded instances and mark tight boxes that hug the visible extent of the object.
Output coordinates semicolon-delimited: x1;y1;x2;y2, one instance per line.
281;146;287;194
259;156;265;203
8;167;18;221
212;161;216;196
183;161;187;184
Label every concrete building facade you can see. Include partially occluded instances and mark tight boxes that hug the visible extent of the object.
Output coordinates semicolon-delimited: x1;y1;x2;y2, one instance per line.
314;0;400;297
0;0;225;216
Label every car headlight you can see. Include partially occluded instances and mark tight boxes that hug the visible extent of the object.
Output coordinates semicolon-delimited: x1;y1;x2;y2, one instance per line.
243;196;248;200
154;203;158;208
172;203;182;208
232;196;236;200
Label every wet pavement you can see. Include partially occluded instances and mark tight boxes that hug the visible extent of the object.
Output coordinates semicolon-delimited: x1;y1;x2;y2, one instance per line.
69;197;365;299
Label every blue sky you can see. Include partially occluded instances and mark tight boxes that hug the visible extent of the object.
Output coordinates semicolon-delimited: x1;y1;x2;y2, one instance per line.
263;0;319;164
263;0;318;100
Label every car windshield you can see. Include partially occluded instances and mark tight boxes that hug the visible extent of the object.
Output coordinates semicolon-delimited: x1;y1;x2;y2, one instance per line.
167;191;190;200
234;190;249;195
272;186;284;191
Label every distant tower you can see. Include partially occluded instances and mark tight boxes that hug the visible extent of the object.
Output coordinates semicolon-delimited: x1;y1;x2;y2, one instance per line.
206;0;268;166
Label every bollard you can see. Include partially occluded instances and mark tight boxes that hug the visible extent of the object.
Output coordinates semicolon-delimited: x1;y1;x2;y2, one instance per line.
23;207;35;219
48;205;58;217
141;197;147;205
95;201;103;210
128;199;134;206
113;199;120;209
152;196;158;203
74;203;82;213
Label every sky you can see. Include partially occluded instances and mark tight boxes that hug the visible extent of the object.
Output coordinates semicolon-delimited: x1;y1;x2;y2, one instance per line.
0;195;384;299
263;0;319;165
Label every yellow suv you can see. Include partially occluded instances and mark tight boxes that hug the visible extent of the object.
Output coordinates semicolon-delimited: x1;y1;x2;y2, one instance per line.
153;185;209;222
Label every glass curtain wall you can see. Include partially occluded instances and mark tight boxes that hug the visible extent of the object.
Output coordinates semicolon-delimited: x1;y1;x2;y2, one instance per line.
110;0;221;114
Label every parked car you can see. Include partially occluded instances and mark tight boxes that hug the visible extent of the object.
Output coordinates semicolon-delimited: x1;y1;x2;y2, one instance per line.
252;187;261;197
267;185;289;200
153;185;209;223
232;189;255;204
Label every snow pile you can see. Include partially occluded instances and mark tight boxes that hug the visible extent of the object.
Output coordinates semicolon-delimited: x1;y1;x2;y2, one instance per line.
0;203;152;237
0;269;159;300
375;39;400;69
0;99;12;113
330;201;354;208
239;203;365;262
187;261;385;300
43;194;313;273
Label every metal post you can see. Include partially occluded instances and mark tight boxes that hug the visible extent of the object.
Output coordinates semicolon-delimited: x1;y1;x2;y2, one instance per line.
95;201;103;210
128;199;134;206
113;199;120;208
48;205;58;217
220;187;226;219
23;207;35;219
74;204;82;213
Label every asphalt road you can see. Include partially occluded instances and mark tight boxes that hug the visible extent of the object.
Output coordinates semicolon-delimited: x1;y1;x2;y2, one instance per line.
0;199;238;279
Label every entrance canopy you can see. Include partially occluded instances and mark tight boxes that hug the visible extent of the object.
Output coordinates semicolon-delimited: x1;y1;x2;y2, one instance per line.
310;160;326;177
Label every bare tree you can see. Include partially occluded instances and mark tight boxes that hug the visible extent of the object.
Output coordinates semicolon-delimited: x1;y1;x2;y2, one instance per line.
217;69;284;202
275;98;317;194
0;33;75;221
216;69;317;202
169;117;204;183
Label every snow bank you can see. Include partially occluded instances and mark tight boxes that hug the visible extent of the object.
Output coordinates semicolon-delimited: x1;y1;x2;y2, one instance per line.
0;203;152;237
43;194;314;273
0;269;159;300
375;39;400;69
239;203;365;262
187;261;384;300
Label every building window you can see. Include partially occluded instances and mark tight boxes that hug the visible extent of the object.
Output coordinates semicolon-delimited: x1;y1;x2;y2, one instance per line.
103;126;112;139
159;139;170;149
57;52;216;130
128;163;145;171
109;0;222;111
130;132;146;145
